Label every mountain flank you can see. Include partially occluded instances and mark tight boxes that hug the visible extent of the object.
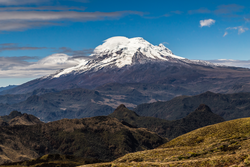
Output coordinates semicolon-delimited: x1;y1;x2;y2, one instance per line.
83;117;250;167
134;91;250;121
0;115;166;164
0;88;114;122
109;104;224;140
0;85;16;93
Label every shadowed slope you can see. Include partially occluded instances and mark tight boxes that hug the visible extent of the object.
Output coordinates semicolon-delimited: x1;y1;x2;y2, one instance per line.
134;91;250;121
109;104;224;140
0;116;166;164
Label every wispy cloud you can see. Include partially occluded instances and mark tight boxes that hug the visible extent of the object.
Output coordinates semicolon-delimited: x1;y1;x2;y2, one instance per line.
208;59;250;69
188;8;211;14
57;47;94;58
189;4;244;17
214;4;244;15
0;43;47;52
171;10;183;15
0;0;49;5
223;32;228;37
0;53;81;78
223;26;249;36
145;10;183;19
162;42;169;45
0;6;86;11
0;0;89;5
200;19;215;27
0;5;144;31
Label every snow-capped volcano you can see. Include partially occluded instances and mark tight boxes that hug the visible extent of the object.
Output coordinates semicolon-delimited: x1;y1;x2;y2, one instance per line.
3;36;249;96
52;36;187;78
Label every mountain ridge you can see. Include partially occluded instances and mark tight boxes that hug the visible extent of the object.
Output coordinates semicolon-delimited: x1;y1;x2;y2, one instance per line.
134;91;250;121
0;115;166;164
109;104;224;140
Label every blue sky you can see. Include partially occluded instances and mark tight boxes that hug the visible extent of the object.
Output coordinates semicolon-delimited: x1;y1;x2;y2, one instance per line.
0;0;249;87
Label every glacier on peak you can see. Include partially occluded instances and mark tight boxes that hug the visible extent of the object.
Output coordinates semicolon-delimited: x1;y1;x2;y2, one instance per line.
51;36;214;78
91;36;184;60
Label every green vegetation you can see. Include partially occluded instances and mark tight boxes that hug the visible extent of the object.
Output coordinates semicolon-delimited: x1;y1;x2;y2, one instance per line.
82;117;250;167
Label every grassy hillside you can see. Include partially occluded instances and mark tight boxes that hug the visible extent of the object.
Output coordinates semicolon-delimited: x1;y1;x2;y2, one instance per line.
83;117;250;167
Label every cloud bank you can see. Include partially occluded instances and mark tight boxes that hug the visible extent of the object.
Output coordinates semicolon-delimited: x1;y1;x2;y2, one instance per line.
208;59;250;68
0;54;83;78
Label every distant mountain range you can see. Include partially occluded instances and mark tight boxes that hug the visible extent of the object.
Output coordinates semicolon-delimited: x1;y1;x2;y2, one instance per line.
1;89;250;122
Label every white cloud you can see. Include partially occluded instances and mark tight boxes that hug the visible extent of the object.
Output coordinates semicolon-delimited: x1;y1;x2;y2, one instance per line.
238;26;248;34
0;54;83;78
224;26;249;36
200;19;215;27
208;59;250;68
223;31;228;37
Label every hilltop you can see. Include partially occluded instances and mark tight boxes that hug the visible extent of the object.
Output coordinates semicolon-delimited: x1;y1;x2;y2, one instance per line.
0;111;43;126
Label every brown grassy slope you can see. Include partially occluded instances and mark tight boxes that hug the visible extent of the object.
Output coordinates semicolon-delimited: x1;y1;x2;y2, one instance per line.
82;118;250;167
0;116;166;165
